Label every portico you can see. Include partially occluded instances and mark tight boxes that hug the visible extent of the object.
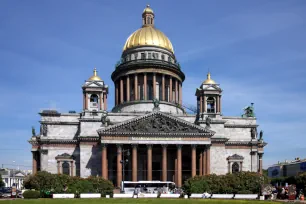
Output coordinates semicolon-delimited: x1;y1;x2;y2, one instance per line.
98;111;214;187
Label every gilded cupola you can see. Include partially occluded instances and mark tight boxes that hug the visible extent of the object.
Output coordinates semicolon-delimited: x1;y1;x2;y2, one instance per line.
88;68;102;81
202;72;217;85
123;5;174;53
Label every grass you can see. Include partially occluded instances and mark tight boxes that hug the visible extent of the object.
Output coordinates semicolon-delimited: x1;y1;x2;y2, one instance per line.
0;199;283;204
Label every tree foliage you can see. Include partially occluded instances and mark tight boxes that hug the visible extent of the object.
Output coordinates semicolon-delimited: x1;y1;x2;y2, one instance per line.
183;172;269;195
23;171;114;198
0;174;5;188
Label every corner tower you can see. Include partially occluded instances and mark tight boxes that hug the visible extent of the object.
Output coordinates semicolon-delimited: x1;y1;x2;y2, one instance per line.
111;5;185;113
82;68;109;112
196;72;222;117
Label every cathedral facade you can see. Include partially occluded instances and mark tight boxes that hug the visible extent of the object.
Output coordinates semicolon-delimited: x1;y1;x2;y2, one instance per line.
29;6;266;188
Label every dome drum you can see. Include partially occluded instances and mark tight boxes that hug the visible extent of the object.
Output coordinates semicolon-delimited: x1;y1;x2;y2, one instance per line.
112;100;185;114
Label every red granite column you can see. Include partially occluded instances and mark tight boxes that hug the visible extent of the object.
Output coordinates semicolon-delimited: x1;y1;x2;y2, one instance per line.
177;145;182;187
126;75;130;102
203;95;207;113
132;144;138;181
32;151;37;175
120;78;124;104
169;76;173;102
153;73;156;99
200;96;203;113
179;81;182;105
144;73;147;100
175;79;178;103
199;151;203;176
259;153;263;175
219;95;222;113
85;93;88;109
162;144;167;181
162;74;165;101
102;144;108;179
103;93;107;111
206;146;211;175
147;145;152;181
115;82;119;105
117;145;122;187
83;93;85;110
99;93;103;110
203;147;207;175
134;74;138;100
191;145;196;177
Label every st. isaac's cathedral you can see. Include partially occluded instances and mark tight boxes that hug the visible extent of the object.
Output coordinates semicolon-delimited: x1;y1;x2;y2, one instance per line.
29;5;266;187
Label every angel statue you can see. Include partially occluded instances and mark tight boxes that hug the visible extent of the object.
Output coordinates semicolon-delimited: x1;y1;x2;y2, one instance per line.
101;111;111;127
259;130;263;140
32;126;36;137
153;98;160;111
205;116;211;129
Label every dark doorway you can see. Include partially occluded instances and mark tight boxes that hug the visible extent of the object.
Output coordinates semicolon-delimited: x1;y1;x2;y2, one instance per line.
152;161;161;180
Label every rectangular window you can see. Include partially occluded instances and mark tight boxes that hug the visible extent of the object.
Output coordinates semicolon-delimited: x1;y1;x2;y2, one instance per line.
148;53;152;59
161;54;165;61
141;53;145;59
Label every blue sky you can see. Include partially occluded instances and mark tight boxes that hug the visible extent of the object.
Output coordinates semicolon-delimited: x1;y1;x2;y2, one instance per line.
0;0;305;170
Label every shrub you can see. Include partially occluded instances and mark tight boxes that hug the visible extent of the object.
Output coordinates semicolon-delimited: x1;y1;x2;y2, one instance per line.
23;171;114;197
23;190;40;199
183;172;268;195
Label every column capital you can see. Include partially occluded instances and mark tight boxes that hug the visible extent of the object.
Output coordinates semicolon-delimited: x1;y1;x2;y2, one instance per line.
176;144;183;149
191;144;197;148
131;144;138;148
161;144;168;148
101;143;108;148
146;144;153;149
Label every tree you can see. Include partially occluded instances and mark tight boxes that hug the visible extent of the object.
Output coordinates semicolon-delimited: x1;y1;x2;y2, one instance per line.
0;174;5;188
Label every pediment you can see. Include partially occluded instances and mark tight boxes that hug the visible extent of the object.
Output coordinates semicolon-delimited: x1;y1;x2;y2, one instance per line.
83;81;104;88
98;111;215;136
202;84;222;91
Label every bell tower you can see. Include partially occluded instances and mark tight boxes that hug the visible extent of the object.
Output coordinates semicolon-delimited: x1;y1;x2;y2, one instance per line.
82;68;108;112
195;72;222;117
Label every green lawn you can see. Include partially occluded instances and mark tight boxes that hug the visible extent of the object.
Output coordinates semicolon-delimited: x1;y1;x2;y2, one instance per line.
0;199;283;204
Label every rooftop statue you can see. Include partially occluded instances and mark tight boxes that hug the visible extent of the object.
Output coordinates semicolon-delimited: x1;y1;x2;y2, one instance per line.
259;130;264;140
153;98;160;111
242;103;255;118
32;126;36;137
101;111;111;127
205;116;211;129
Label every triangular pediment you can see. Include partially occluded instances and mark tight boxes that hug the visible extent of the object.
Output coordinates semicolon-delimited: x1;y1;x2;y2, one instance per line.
83;81;104;88
98;111;215;136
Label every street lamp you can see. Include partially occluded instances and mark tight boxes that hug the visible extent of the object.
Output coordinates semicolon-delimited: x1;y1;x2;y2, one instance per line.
120;149;130;192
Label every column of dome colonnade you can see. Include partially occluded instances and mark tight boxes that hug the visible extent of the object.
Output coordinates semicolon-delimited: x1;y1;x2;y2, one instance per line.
113;73;183;105
101;144;211;188
111;5;185;113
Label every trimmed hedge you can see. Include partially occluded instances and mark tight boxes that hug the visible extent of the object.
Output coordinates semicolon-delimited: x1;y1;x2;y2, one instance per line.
183;172;269;195
23;190;40;199
23;171;114;198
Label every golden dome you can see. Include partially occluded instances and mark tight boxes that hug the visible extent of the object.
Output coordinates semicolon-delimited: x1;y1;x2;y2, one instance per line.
143;5;154;14
123;26;174;53
88;68;102;81
203;72;217;84
123;5;174;53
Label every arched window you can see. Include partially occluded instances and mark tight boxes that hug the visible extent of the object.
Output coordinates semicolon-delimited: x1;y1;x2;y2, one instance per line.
161;54;165;61
232;162;240;173
147;17;151;24
62;162;70;175
207;97;215;113
90;94;98;103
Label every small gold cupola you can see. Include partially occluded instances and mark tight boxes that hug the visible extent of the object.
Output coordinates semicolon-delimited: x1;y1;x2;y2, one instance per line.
142;5;154;27
202;72;216;85
88;68;102;81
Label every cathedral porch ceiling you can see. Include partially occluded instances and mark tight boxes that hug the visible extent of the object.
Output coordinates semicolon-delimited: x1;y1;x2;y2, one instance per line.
97;111;215;137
